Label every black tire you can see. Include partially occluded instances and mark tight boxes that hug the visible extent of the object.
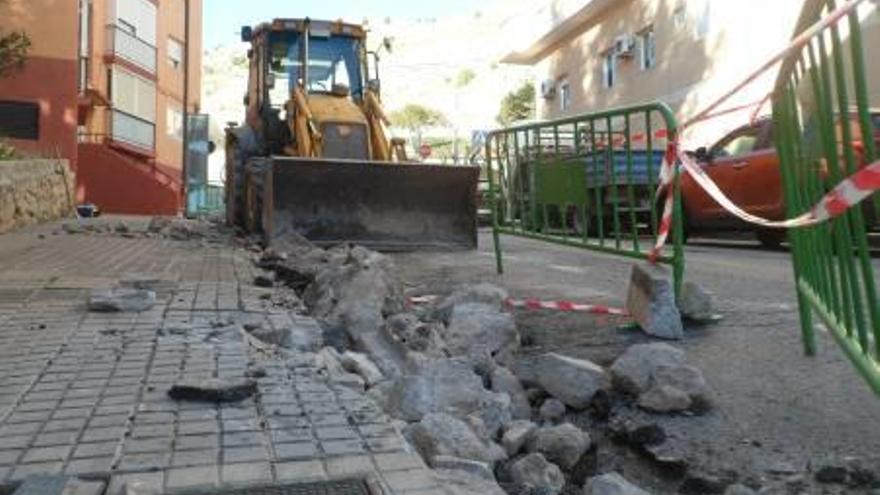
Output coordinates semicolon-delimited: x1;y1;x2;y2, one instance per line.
756;229;785;249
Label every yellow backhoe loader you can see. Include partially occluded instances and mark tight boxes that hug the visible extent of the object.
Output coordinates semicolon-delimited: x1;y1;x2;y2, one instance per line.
225;18;478;250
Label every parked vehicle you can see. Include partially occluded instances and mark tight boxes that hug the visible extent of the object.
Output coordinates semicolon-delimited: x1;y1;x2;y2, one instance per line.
677;112;880;248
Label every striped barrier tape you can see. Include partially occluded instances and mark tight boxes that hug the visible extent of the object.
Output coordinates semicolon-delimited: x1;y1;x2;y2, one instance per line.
504;297;630;316
648;0;871;262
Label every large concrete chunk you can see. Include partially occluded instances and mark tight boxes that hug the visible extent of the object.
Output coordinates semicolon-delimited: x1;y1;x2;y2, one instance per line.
609;343;685;395
444;303;519;366
534;353;610;410
404;413;506;466
435;468;508;495
679;280;716;322
509;453;566;495
304;246;404;334
610;344;710;413
491;366;531;420
387;356;496;422
502;420;538;457
340;351;384;386
432;283;509;323
383;313;449;358
528;423;591;470
89;288;156;312
584;472;651;495
625;263;684;340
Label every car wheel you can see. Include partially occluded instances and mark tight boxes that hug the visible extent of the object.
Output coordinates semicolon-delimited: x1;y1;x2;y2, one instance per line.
756;229;785;249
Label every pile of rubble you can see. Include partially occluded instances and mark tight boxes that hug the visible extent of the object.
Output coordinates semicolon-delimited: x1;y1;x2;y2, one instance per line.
59;216;228;244
239;238;733;495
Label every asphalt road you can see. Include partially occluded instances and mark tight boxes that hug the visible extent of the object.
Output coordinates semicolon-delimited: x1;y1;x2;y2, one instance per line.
393;230;880;493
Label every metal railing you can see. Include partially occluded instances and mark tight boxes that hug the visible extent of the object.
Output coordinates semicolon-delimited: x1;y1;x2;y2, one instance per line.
110;108;155;152
486;102;685;296
773;0;880;394
106;24;156;74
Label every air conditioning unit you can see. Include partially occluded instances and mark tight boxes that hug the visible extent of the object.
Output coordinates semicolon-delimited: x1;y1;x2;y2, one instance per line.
614;35;636;58
540;79;557;99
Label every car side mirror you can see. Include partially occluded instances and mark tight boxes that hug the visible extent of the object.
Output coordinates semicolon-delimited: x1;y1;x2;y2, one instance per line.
695;146;711;163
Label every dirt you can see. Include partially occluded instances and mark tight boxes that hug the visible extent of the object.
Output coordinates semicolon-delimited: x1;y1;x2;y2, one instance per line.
392;231;880;494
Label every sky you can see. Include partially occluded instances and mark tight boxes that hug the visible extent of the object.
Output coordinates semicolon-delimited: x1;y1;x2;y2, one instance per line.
202;0;486;49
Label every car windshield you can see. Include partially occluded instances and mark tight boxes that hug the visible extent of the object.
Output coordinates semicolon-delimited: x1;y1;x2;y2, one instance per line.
267;31;363;106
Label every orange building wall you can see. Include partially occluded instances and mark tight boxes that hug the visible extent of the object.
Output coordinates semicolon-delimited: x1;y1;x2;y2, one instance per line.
0;0;79;166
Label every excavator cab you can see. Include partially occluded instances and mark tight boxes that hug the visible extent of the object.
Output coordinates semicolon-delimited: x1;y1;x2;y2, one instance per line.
227;19;478;250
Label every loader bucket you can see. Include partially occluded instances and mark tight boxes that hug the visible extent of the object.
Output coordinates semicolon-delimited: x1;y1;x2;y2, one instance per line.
262;157;479;250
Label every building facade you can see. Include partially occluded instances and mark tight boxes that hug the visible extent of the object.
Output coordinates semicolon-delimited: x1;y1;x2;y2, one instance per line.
0;0;202;215
501;0;878;147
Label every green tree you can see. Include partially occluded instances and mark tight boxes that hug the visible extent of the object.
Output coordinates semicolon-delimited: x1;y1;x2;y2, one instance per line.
497;82;536;126
390;104;448;151
454;68;476;88
0;0;30;78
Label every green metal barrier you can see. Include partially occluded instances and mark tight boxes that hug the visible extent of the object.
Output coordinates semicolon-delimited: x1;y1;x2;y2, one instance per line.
486;102;684;296
773;0;880;394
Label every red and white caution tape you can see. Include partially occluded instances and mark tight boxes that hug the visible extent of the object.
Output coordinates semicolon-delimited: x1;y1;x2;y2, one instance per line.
504;297;629;317
648;0;872;262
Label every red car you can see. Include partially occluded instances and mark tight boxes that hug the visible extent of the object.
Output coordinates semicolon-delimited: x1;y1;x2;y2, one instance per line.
677;112;880;248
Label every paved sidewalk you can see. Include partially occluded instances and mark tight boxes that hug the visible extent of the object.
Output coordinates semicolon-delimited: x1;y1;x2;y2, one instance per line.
0;218;437;495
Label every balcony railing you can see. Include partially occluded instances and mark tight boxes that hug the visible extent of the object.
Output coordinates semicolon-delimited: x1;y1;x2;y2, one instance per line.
106;24;156;74
110;108;155;152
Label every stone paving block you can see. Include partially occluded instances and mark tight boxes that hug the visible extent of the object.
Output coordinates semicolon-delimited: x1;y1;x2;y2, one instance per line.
382;469;439;492
42;418;88;433
117;452;170;472
0;422;42;436
274;442;320;461
0;450;21;466
325;455;375;477
274;460;327;481
374;452;426;472
171;449;218;468
21;445;71;463
123;438;172;454
315;426;359;441
164;464;219;491
107;471;164;495
321;439;367;457
32;431;79;447
72;441;118;459
173;435;218;451
80;427;121;443
64;456;114;476
220;461;273;486
10;461;64;480
222;445;269;464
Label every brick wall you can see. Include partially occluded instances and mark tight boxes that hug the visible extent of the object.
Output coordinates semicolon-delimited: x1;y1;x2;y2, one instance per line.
0;159;76;233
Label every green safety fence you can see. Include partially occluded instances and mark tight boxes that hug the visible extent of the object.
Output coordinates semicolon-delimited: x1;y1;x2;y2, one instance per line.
772;0;880;394
485;102;685;296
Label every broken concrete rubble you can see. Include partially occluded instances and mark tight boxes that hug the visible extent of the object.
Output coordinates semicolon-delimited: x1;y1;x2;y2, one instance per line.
491;366;531;420
584;472;650;495
680;280;716;323
339;350;384;386
386;355;491;421
502;420;538;457
539;398;567;423
626;263;684;340
444;302;519;367
534;352;610;410
383;313;449;358
404;412;506;466
609;343;685;395
315;347;366;390
610;343;710;413
431;282;509;323
435;468;508;495
88;288;156;312
432;455;496;481
528;423;591;470
508;453;566;495
167;378;257;402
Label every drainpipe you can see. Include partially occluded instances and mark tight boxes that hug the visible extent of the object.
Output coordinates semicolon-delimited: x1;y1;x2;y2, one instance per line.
181;0;191;215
